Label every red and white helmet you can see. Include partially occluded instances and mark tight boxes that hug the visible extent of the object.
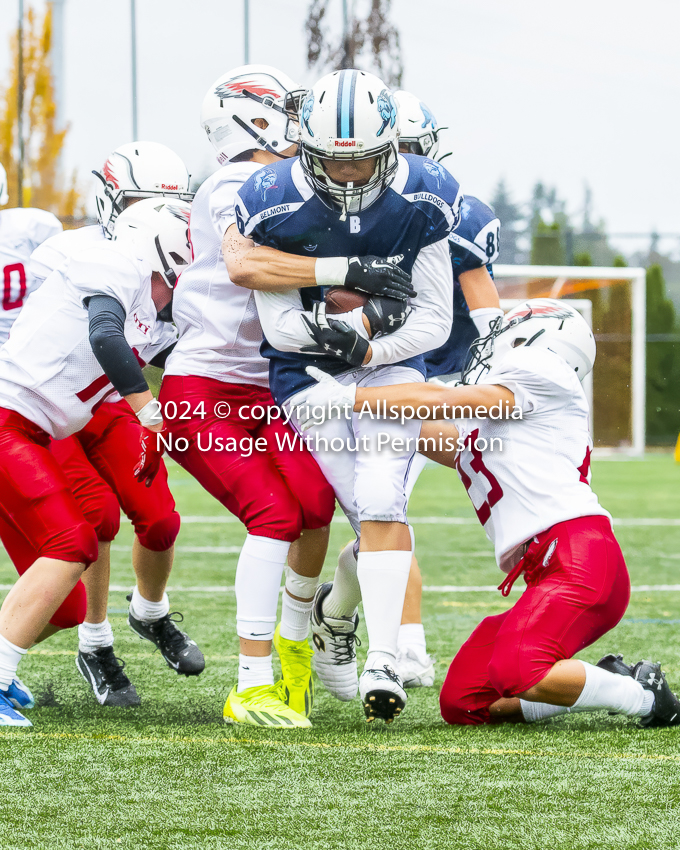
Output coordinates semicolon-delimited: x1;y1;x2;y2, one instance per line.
393;90;440;159
0;161;9;206
299;69;400;218
112;198;192;289
201;64;305;164
463;298;596;384
93;141;192;239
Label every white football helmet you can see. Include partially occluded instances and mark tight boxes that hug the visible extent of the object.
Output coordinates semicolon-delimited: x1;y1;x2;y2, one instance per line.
201;65;305;165
112;198;192;289
299;69;400;218
92;141;192;239
0;161;9;206
393;90;440;159
463;298;596;384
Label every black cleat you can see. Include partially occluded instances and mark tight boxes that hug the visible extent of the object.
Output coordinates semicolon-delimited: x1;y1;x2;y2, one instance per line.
597;653;634;677
359;666;407;724
76;647;141;707
633;660;680;727
127;594;205;676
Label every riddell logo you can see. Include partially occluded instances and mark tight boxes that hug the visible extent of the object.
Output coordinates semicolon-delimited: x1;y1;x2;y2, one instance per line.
160;183;179;191
334;139;357;147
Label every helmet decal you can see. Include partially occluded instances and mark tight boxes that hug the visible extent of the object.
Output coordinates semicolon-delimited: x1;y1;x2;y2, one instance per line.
336;70;358;138
301;91;315;138
423;160;444;187
165;203;191;224
214;79;281;101
419;102;436;130
253;168;279;202
376;89;397;137
102;159;119;189
507;304;574;326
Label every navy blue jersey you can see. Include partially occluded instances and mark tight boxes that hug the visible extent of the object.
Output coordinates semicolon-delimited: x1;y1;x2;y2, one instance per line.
236;154;462;403
424;195;500;378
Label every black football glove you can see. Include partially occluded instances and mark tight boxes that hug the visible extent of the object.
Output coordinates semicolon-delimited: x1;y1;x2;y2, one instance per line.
301;303;370;368
363;296;412;338
344;256;416;300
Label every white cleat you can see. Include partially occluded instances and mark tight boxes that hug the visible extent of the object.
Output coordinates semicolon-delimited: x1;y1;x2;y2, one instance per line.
311;582;360;701
360;664;407;724
395;646;436;689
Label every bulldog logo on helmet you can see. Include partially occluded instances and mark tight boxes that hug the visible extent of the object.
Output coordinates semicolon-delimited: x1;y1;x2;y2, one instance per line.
301;92;315;137
419;102;436;130
376;90;397;137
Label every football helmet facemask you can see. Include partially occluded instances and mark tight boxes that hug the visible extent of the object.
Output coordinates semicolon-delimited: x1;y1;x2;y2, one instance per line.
92;141;192;239
463;298;596;385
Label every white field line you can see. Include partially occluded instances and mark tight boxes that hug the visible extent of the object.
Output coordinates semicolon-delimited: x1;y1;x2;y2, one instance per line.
175;515;680;527
2;582;676;594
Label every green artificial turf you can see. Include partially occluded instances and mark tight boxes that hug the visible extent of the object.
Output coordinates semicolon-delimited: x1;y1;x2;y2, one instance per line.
1;455;680;849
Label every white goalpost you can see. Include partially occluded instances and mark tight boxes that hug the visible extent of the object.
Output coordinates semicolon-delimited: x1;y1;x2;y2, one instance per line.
493;265;647;456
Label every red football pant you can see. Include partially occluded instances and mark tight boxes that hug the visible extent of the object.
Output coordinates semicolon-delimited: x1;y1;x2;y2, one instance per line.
160;376;335;542
440;515;630;725
0;408;99;629
58;399;180;552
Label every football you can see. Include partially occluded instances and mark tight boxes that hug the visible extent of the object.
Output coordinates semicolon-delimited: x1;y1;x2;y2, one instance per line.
324;286;368;314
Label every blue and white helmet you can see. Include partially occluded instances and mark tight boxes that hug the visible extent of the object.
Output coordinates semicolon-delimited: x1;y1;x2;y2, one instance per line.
0;161;9;206
393;90;440;159
299;69;400;218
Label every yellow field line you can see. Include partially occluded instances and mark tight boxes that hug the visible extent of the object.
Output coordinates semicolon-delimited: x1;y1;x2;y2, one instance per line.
0;729;678;764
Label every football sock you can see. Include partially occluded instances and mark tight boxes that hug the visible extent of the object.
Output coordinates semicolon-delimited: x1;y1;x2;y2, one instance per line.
237;653;274;692
570;661;654;717
323;540;362;619
0;633;27;690
397;623;427;652
280;591;313;642
358;549;412;668
521;662;654;721
130;587;169;623
78;619;114;654
235;534;290;641
520;700;569;722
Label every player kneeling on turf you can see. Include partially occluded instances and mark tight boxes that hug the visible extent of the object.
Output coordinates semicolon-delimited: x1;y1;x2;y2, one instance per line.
0;199;197;727
296;298;680;728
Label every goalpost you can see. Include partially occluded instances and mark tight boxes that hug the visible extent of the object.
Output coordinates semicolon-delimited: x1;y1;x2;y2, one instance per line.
493;265;646;456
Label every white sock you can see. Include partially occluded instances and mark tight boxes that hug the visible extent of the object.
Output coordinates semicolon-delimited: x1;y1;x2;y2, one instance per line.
570;661;653;717
358;549;412;669
398;623;427;653
0;633;27;690
323;540;362;619
280;592;313;641
78;619;114;654
130;587;169;623
520;700;569;722
235;534;290;641
237;653;274;692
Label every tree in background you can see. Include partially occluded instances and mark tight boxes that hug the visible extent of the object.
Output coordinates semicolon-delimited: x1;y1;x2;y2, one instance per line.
0;4;82;216
306;0;403;87
645;264;680;444
490;179;524;264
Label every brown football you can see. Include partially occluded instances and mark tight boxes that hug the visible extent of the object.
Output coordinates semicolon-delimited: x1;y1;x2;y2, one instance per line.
324;286;368;314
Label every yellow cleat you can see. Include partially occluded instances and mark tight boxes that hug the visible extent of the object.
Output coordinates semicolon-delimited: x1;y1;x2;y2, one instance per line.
273;624;315;718
223;682;311;728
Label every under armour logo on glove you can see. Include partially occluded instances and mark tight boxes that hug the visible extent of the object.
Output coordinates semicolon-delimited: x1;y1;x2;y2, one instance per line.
301;303;370;368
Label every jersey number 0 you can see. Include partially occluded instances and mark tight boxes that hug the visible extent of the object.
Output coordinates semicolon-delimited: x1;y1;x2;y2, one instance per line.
3;263;27;311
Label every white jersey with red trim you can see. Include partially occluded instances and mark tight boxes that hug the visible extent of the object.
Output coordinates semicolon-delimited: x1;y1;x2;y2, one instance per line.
0;207;63;345
452;347;610;573
29;224;177;368
0;242;169;439
163;161;269;387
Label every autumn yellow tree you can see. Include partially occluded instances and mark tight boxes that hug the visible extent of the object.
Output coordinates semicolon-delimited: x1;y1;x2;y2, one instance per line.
0;4;83;216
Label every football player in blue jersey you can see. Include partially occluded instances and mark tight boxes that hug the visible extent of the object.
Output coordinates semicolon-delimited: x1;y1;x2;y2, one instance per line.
392;90;504;689
225;69;463;723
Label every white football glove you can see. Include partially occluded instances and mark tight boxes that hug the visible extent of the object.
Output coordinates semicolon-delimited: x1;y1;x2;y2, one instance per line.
293;366;357;432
